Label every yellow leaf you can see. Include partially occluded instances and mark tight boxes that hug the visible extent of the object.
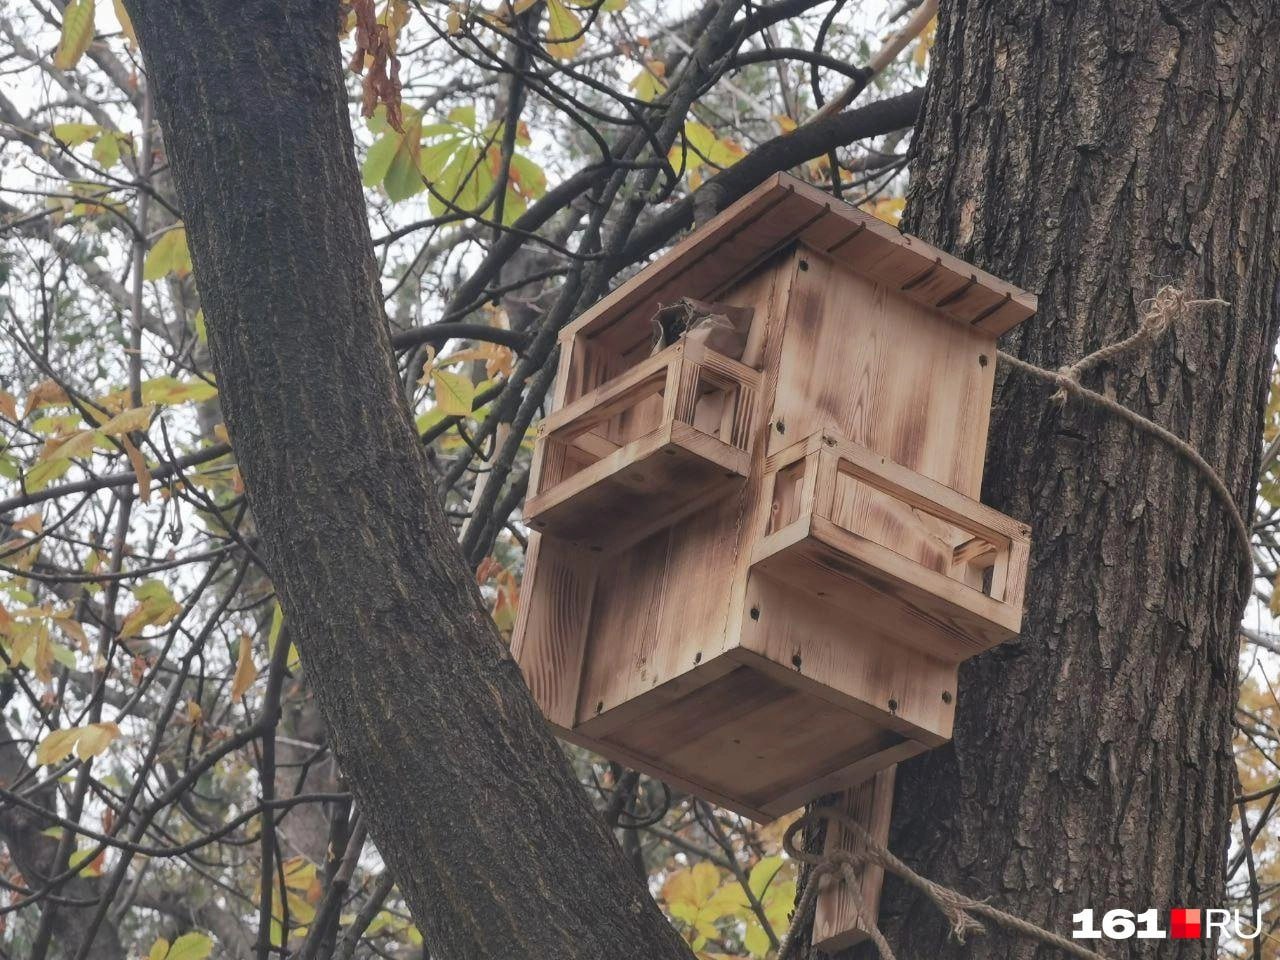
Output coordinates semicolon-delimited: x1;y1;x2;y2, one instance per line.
74;721;120;760
662;861;722;911
774;114;797;134
166;932;214;960
143;227;192;280
54;614;89;649
629;61;667;101
231;634;257;700
53;0;96;71
281;856;317;892
23;380;70;418
112;0;137;46
913;16;937;69
36;727;82;765
864;195;906;225
476;341;514;379
95;404;153;435
121;435;152;504
545;0;584;59
38;429;101;464
431;368;477;416
140;375;218;406
147;937;170;960
32;626;57;683
120;580;181;637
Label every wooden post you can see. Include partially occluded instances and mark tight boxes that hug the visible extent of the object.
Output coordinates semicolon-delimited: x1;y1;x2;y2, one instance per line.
812;767;896;952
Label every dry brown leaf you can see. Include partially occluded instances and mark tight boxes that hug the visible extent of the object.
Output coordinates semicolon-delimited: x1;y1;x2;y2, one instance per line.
23;380;70;418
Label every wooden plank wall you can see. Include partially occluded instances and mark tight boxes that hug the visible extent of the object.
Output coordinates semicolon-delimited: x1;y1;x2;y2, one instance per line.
767;249;996;498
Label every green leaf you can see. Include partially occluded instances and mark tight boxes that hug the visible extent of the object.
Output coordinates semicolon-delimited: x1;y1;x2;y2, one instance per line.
743;919;771;958
53;0;95;71
50;122;101;146
362;131;400;187
431;368;476;416
364;106;425;202
545;0;584;59
446;104;477;129
384;144;425;202
748;855;785;898
267;601;284;654
92;131;131;168
25;457;72;492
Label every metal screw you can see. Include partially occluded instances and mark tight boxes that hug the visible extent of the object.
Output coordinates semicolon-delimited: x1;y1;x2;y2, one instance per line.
888;698;899;712
750;606;761;621
942;691;953;704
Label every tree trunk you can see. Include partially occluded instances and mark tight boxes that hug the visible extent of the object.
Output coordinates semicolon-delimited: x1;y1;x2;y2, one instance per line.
839;3;1280;958
121;2;694;957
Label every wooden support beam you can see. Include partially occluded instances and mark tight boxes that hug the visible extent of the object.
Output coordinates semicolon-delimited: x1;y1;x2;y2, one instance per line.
812;767;896;952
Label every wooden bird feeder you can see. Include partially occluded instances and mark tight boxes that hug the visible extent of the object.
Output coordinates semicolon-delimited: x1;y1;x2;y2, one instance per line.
512;173;1035;826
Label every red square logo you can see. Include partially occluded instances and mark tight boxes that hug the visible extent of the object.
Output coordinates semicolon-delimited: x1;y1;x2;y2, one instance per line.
1171;909;1201;939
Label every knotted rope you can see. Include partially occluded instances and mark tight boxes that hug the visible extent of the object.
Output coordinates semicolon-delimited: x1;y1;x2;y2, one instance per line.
995;286;1251;602
774;288;1247;960
779;808;1108;959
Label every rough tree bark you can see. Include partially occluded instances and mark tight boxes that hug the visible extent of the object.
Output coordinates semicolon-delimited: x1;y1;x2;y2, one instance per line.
831;3;1280;958
121;2;695;956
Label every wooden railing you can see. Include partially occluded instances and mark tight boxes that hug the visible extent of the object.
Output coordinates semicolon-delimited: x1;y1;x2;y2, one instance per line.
524;340;761;552
752;431;1031;661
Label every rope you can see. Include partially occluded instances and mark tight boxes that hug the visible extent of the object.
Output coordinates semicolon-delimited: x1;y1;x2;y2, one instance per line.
779;809;1108;959
773;288;1245;960
996;286;1251;602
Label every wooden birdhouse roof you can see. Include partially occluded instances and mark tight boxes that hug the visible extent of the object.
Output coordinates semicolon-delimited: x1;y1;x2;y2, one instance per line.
562;173;1037;344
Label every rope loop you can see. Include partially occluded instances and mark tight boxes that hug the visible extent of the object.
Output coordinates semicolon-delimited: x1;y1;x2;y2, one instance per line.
778;808;1108;959
999;286;1249;601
